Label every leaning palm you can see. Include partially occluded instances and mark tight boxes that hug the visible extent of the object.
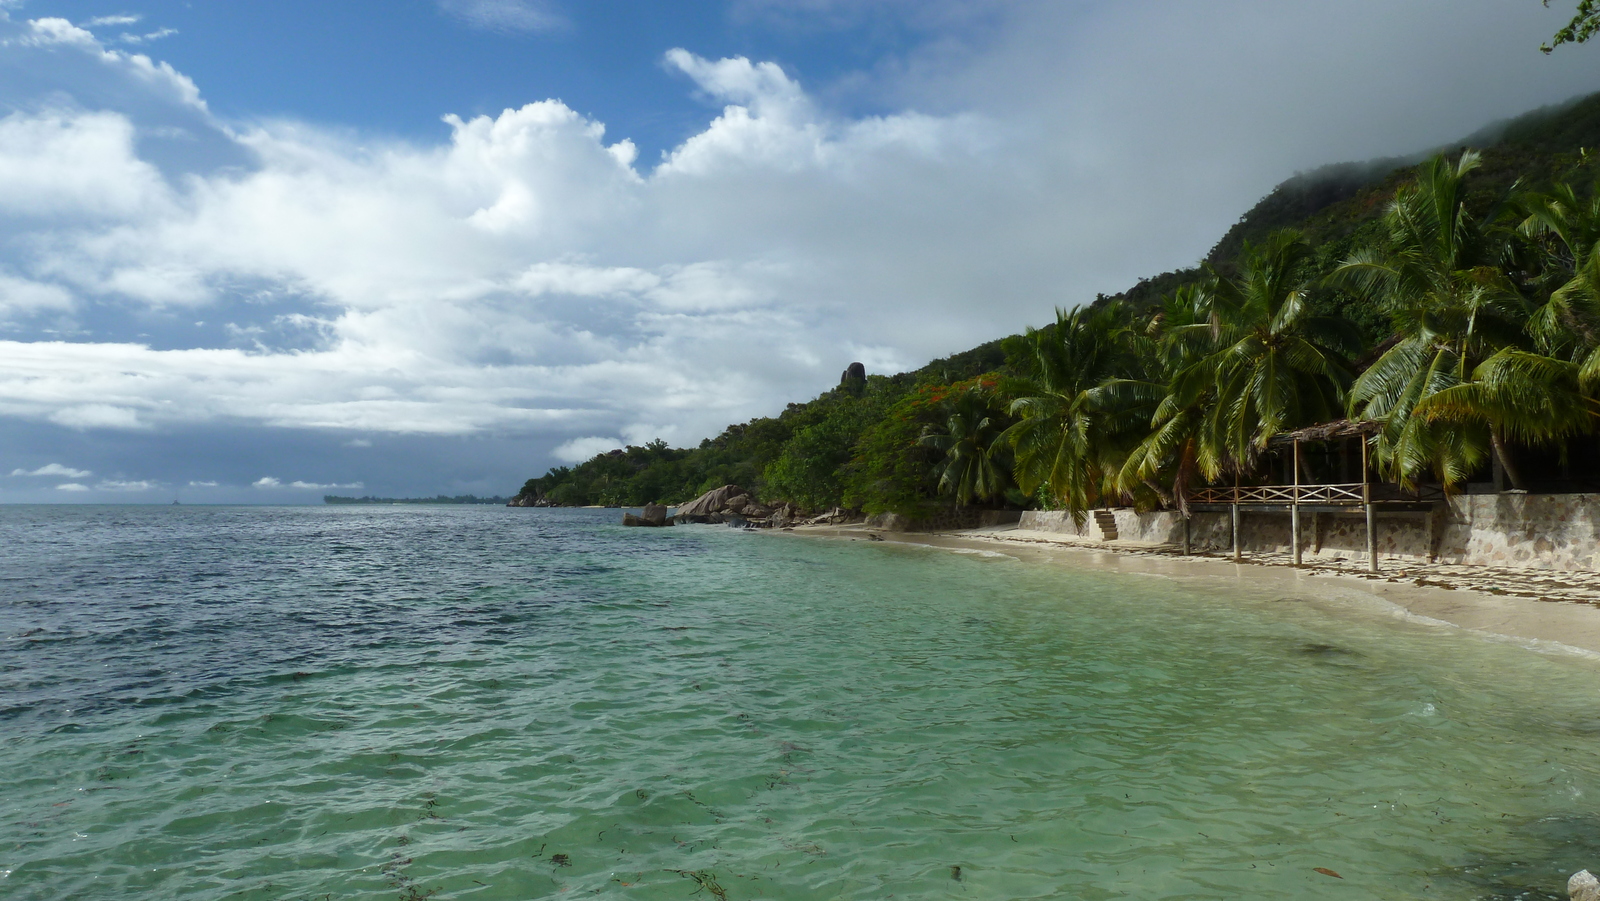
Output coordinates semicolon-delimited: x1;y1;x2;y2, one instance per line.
918;386;1011;506
1333;151;1528;488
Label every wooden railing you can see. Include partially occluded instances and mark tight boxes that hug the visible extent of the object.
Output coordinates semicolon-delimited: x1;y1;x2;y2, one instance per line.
1188;483;1442;506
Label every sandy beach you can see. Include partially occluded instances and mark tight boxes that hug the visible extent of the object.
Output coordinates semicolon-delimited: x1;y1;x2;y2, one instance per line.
782;522;1600;658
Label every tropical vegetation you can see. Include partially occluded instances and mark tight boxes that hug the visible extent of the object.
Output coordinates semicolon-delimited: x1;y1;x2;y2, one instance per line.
517;92;1600;521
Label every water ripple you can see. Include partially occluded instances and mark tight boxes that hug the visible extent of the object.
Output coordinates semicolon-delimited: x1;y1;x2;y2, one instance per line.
3;506;1600;899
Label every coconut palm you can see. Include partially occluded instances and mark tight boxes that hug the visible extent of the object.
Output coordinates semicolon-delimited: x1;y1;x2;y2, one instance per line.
1333;151;1529;488
1518;170;1600;382
1001;303;1154;523
1196;230;1360;463
1413;349;1600;451
1412;169;1600;460
918;385;1011;506
1122;233;1360;509
1117;284;1214;513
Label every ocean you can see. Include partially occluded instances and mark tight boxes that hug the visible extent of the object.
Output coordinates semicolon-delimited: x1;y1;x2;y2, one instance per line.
4;504;1600;900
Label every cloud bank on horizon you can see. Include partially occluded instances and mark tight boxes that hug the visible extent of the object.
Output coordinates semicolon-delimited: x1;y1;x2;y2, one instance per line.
0;0;1593;501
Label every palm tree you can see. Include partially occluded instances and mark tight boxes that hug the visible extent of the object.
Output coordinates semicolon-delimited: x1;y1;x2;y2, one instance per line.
1123;232;1360;508
1412;168;1600;462
1198;230;1360;464
1117;284;1213;513
1000;303;1153;524
1333;151;1529;488
1518;170;1600;383
918;385;1011;506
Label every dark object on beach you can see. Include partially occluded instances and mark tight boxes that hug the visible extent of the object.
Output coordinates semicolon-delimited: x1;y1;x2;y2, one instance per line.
1313;867;1342;879
867;534;884;541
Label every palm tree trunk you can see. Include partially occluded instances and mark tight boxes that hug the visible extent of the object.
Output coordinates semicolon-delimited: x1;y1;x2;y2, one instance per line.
1143;478;1173;507
1172;439;1197;518
1490;428;1529;491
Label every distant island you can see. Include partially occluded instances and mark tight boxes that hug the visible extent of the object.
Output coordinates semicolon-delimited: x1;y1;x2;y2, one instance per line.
324;494;509;505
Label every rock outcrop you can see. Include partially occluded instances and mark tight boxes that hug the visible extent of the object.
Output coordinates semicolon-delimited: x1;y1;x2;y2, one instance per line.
1570;870;1600;901
676;485;754;523
839;361;867;396
675;485;782;524
623;502;673;527
507;494;558;507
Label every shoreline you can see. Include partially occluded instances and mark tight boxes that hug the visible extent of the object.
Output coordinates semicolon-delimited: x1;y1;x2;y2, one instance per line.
779;522;1600;659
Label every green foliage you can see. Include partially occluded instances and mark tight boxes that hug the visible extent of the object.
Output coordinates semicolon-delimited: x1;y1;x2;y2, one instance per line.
1543;0;1600;52
1335;151;1526;487
919;384;1014;506
763;387;892;509
1002;303;1155;523
840;386;945;516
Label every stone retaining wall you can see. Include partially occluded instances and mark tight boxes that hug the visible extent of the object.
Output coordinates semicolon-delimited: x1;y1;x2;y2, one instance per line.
867;509;1022;532
1017;493;1600;572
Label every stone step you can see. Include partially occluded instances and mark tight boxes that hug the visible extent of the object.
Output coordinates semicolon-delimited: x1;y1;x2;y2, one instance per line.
1093;510;1119;541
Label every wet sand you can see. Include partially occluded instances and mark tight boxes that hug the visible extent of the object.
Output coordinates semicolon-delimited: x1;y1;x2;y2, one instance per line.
780;522;1600;658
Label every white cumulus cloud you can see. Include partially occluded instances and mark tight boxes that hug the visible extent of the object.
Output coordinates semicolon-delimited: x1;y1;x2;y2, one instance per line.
85;14;142;28
97;479;153;491
10;462;91;477
551;436;622;463
253;477;361;489
47;404;145;430
55;482;89;491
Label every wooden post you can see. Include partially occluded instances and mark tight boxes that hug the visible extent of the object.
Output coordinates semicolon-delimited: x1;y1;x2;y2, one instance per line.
1362;437;1377;573
1291;443;1302;566
1182;513;1192;556
1232;470;1242;562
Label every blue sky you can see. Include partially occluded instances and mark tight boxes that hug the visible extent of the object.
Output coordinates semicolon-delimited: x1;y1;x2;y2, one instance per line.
0;0;1596;502
19;0;998;158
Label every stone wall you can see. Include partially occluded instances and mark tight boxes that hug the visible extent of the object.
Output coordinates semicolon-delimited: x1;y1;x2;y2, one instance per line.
867;509;1022;532
1018;493;1600;573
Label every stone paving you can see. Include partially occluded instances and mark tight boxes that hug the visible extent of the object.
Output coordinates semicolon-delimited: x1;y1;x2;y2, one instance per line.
979;529;1600;606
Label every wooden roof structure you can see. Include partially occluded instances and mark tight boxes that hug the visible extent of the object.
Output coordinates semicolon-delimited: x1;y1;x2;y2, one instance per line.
1267;419;1380;448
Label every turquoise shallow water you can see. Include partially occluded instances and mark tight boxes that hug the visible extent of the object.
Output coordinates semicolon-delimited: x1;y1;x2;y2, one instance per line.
5;507;1600;900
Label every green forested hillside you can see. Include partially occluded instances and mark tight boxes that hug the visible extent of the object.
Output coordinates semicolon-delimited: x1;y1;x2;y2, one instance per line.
515;91;1600;515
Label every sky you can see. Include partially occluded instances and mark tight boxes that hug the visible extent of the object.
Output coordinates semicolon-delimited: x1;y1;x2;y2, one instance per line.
0;0;1596;503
